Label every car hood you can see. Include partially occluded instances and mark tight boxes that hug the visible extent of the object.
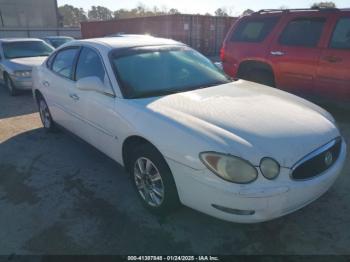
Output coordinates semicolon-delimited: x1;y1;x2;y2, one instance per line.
141;80;340;168
7;56;47;70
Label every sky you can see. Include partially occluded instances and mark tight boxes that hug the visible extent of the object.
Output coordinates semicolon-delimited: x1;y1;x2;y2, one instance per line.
57;0;349;15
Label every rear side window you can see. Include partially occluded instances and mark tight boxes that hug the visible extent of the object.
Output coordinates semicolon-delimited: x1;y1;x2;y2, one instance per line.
231;17;279;43
279;18;326;47
52;48;79;79
330;17;350;49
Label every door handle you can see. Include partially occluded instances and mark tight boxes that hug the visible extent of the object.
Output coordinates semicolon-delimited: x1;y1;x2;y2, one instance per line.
323;55;342;63
42;81;50;87
270;51;285;56
69;93;80;101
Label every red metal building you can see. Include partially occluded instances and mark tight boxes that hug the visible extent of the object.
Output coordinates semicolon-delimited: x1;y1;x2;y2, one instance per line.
81;14;237;55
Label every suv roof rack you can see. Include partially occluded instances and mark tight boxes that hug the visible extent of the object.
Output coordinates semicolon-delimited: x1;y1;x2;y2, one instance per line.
255;7;340;14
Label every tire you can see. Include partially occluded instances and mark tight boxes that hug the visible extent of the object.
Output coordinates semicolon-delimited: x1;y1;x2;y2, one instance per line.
246;69;275;87
4;74;18;96
128;143;180;215
37;95;56;132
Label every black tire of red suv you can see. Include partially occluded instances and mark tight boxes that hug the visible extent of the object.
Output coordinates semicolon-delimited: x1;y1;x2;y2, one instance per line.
246;69;275;87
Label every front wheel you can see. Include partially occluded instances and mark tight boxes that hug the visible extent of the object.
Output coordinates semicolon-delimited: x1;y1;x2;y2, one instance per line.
4;74;18;96
128;144;180;215
37;95;56;132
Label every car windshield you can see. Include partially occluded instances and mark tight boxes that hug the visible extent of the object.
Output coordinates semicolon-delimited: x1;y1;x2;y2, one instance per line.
48;38;73;48
3;41;54;59
111;46;231;98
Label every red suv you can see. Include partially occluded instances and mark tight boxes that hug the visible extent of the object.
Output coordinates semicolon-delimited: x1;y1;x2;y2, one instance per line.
221;8;350;103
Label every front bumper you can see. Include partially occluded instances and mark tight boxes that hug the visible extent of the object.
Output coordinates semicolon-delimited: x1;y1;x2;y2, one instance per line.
10;75;33;90
222;61;238;78
166;140;346;223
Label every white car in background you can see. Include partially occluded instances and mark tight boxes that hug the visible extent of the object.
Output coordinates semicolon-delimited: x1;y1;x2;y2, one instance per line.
42;36;74;49
32;36;346;223
0;38;54;96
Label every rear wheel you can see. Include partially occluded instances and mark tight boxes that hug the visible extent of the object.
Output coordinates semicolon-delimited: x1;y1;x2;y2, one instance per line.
37;95;56;132
128;143;180;215
4;74;18;96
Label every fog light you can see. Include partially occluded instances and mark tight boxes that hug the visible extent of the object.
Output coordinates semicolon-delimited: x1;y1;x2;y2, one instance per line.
212;204;255;215
260;157;280;180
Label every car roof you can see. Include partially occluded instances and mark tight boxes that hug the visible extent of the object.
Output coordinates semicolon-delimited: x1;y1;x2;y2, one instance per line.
250;8;350;17
72;36;186;50
0;38;45;43
44;36;74;39
106;33;153;37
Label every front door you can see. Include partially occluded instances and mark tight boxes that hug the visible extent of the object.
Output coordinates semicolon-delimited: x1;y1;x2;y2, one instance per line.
74;46;122;161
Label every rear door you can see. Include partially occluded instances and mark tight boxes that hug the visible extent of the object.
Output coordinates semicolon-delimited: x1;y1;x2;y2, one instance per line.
268;14;328;97
222;15;280;77
316;15;350;102
42;47;80;132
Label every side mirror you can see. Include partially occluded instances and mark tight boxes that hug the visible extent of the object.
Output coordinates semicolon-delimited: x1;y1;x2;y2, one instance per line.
76;76;106;93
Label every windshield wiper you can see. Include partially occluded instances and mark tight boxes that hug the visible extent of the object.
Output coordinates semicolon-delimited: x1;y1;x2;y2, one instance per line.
131;89;184;99
131;81;233;99
185;81;230;92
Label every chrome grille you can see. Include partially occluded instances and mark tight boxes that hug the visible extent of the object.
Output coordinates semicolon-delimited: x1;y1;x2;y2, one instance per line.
291;137;342;180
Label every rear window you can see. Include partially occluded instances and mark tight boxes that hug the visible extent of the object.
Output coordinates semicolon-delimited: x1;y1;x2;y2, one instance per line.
230;17;279;43
279;18;326;47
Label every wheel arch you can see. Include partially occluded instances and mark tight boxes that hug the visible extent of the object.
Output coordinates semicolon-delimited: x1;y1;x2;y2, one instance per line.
237;59;275;79
3;71;10;84
34;89;43;103
122;135;164;171
3;71;8;79
236;59;276;87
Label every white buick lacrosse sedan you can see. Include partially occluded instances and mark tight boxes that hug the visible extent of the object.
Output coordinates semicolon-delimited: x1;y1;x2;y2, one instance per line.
32;36;346;223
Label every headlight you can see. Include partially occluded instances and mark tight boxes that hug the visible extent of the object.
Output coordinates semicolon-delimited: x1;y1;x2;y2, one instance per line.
200;152;258;184
260;157;280;180
14;70;31;78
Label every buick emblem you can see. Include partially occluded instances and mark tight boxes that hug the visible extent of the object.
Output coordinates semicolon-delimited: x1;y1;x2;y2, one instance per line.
324;151;333;166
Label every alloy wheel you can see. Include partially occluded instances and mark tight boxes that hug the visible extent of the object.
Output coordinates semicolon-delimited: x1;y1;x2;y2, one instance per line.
133;157;165;207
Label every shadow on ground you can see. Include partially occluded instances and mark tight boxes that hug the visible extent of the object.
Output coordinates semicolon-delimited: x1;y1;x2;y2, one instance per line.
0;85;37;119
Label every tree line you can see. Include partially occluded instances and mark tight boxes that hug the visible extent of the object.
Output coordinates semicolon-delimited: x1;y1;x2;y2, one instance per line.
58;1;337;27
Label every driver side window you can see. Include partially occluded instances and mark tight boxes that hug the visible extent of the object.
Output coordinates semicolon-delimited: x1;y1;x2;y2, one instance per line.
75;47;110;86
